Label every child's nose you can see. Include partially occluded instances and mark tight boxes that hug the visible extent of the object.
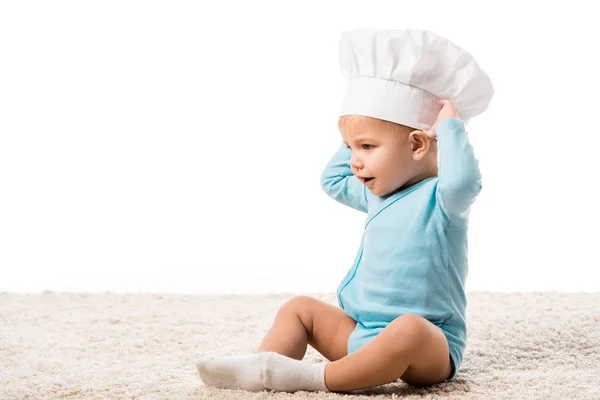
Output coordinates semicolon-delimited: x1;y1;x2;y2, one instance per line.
351;154;364;170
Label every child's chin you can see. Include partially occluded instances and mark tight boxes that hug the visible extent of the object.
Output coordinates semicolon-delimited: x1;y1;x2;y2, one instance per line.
368;187;382;196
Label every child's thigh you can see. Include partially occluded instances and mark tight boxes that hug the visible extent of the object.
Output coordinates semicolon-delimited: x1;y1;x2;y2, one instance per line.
395;315;453;386
287;296;357;362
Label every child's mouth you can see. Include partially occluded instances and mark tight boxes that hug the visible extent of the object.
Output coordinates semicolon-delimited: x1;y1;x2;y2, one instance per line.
362;177;375;186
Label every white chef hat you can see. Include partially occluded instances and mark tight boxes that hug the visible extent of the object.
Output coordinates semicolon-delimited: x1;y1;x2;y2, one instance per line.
339;29;494;131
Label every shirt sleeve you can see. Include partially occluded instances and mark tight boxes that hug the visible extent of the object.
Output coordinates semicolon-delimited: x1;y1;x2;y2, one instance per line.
435;117;483;224
320;142;368;213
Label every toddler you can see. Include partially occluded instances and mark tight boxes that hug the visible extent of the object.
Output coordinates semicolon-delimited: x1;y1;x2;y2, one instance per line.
196;28;494;393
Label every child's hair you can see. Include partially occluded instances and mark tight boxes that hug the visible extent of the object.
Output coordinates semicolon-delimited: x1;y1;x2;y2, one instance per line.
337;115;414;138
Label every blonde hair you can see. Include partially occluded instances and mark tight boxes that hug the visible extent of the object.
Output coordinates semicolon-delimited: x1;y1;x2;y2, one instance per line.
337;115;414;138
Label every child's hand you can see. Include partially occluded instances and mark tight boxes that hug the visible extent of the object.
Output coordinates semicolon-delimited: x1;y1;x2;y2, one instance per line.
424;99;460;140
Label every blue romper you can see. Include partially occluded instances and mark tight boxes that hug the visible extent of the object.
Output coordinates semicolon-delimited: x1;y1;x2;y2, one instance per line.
320;118;482;380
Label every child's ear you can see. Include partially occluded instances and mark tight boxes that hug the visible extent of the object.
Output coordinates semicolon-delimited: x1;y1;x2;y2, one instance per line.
408;130;432;161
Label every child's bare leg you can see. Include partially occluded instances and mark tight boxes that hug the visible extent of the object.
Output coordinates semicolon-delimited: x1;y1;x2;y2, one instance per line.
325;314;453;391
257;295;357;361
197;296;452;392
196;295;357;392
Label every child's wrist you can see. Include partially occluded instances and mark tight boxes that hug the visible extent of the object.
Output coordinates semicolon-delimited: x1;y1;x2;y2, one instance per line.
437;117;464;133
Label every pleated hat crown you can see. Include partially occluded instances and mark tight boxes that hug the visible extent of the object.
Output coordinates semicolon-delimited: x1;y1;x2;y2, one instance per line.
339;29;495;130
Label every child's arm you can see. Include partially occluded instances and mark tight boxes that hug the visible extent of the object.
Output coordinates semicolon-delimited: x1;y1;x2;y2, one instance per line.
435;117;483;224
320;143;369;213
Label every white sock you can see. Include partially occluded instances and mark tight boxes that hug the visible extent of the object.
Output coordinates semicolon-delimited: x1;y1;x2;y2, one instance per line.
196;352;331;393
262;352;330;392
196;353;270;392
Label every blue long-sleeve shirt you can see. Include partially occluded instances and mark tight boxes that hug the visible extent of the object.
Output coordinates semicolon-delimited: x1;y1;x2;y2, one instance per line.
320;117;482;374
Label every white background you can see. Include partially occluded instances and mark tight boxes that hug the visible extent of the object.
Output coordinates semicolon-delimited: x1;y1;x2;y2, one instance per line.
1;1;598;295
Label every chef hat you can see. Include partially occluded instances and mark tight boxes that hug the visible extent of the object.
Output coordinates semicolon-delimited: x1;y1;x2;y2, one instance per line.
339;29;494;131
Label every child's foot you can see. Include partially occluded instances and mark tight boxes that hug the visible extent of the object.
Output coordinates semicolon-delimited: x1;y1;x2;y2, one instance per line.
196;352;330;393
262;352;330;392
196;353;270;392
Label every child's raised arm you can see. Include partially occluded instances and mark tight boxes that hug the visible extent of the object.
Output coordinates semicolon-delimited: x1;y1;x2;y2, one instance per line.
320;143;368;213
435;117;483;224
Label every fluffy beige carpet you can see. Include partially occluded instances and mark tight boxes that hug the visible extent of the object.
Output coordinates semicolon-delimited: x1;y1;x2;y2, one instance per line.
1;291;599;399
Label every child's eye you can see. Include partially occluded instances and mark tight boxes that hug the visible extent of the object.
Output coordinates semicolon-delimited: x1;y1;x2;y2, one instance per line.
345;144;373;150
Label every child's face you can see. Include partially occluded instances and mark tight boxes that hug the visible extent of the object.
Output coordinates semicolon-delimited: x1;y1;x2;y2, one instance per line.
340;116;435;197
